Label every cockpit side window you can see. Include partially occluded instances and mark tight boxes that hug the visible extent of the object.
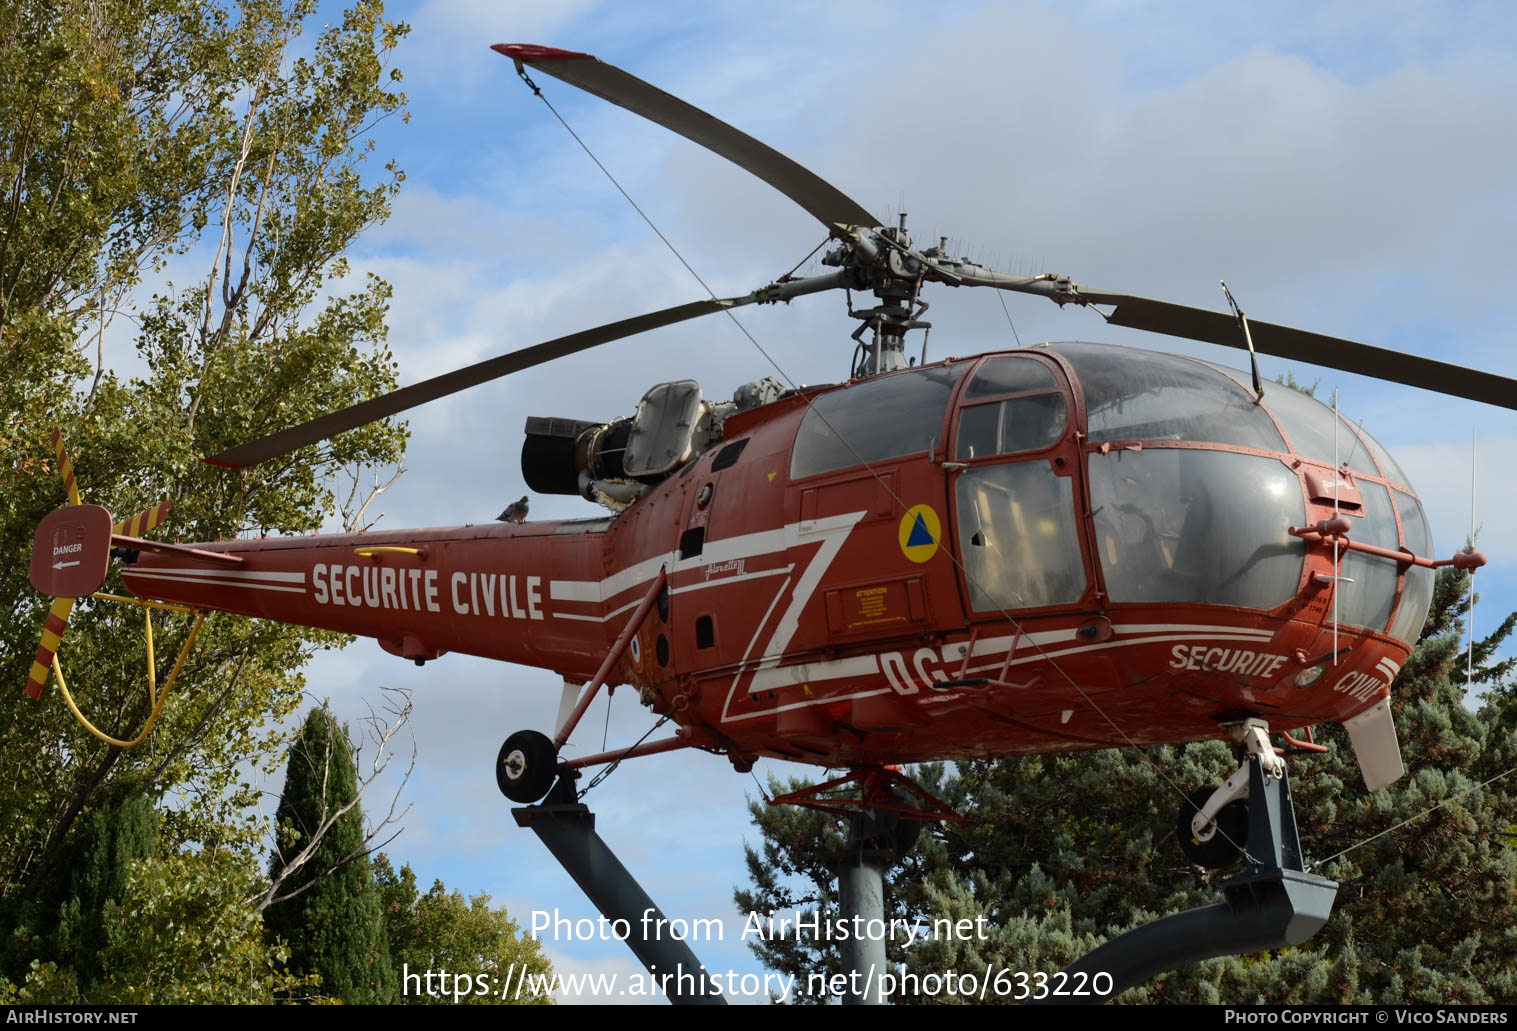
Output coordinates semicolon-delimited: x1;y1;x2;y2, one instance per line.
957;460;1085;611
1087;449;1305;609
790;364;966;480
955;356;1068;463
956;393;1067;460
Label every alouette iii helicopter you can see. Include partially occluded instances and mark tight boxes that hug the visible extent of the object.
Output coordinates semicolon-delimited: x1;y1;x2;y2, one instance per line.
24;43;1513;872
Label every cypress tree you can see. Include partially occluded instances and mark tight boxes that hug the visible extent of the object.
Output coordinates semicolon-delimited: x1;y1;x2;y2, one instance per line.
265;705;396;1003
737;567;1517;1003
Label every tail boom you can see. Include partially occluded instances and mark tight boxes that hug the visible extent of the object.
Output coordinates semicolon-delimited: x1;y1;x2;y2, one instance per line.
119;520;616;677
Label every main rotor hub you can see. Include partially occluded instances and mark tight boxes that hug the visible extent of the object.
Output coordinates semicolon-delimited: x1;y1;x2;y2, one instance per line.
824;214;935;378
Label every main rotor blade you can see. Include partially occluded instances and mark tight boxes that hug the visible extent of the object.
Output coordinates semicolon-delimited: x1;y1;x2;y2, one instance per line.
494;44;880;232
1078;291;1517;412
204;299;731;469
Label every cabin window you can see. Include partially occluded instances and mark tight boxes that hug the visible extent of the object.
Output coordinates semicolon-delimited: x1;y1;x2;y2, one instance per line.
956;460;1085;611
712;438;748;470
1053;343;1285;450
1389;490;1433;645
790;364;966;480
1087;449;1304;609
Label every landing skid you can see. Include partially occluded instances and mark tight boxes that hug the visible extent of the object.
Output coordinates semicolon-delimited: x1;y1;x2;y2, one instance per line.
1037;755;1339;1005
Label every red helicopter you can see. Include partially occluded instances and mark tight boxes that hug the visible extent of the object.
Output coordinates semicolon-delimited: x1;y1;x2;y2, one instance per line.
24;44;1509;869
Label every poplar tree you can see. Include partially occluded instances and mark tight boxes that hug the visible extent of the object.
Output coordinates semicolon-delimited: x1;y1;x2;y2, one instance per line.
0;0;408;1001
737;568;1517;1003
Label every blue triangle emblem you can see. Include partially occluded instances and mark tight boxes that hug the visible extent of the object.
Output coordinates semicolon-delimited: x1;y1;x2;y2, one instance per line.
906;513;935;548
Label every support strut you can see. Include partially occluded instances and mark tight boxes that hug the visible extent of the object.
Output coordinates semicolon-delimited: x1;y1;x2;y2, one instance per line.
1036;758;1338;1004
513;776;726;1006
554;566;666;750
830;809;905;1006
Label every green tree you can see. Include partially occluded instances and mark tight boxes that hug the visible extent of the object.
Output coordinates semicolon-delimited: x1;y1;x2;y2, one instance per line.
0;0;408;1001
264;704;396;1004
3;786;157;994
738;568;1517;1003
375;855;556;1005
97;848;318;1004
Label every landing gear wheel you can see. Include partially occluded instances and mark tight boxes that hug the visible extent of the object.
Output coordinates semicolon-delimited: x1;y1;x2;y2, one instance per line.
496;730;558;803
1177;785;1248;869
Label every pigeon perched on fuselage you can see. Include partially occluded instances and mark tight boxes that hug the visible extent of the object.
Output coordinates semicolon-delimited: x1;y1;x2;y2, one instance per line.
497;495;529;523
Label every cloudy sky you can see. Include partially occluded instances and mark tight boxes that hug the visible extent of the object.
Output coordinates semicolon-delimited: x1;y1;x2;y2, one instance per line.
246;0;1517;1003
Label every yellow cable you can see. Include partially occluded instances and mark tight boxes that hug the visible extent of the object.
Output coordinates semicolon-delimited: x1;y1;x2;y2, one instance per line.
53;609;207;749
90;592;198;616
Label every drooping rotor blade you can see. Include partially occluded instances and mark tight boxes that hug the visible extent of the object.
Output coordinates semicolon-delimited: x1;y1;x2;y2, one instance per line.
204;271;851;469
1074;290;1517;413
937;261;1517;412
205;300;727;468
493;44;880;233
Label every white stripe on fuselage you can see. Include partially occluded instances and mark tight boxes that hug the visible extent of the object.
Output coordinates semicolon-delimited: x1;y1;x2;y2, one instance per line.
125;566;306;582
723;624;1284;723
548;520;813;606
123;570;307;594
548;512;865;612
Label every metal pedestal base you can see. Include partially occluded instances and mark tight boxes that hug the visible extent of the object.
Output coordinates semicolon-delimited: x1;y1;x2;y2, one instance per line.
513;776;726;1005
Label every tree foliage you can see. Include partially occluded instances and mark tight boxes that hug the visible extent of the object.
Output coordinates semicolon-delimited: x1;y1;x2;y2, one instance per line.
375;855;556;1005
738;568;1517;1003
0;0;409;1002
264;704;395;1004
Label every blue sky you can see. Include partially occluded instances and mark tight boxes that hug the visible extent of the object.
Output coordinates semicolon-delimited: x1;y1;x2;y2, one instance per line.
255;0;1517;1003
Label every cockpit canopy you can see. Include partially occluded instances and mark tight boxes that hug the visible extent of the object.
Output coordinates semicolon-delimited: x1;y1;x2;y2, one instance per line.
786;342;1432;645
1051;343;1430;645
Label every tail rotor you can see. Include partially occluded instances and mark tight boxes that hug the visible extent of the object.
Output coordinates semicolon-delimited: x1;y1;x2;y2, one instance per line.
23;430;174;707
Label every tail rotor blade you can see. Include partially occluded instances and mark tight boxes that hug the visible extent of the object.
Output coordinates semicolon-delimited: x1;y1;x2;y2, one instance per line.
113;499;173;538
52;429;81;506
25;597;75;700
